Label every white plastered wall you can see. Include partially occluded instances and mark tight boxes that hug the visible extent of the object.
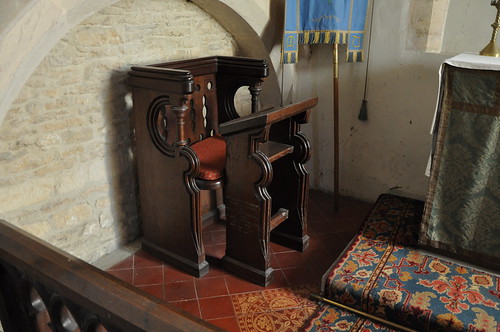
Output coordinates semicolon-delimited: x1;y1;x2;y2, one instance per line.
194;0;497;203
293;0;495;201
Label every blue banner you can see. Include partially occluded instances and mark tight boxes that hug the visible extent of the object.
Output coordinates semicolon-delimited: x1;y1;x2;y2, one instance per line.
282;0;370;63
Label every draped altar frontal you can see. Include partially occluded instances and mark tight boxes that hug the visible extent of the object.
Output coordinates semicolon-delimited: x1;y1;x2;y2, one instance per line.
421;53;500;271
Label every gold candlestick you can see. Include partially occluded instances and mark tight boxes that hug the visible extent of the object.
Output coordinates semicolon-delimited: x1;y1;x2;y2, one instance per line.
480;0;500;57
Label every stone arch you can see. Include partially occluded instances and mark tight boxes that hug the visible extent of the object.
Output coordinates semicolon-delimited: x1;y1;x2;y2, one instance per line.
0;0;280;126
0;0;281;262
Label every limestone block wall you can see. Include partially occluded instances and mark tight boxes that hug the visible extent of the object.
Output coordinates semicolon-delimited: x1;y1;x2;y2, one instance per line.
0;0;236;262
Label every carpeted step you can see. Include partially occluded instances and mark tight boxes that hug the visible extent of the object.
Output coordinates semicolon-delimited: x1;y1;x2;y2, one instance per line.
303;303;401;331
319;194;500;332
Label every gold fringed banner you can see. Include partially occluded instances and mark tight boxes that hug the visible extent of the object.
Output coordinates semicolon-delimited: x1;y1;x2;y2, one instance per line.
282;0;370;64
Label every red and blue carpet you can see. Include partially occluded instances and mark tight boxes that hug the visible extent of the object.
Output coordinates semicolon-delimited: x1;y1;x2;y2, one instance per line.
304;194;499;331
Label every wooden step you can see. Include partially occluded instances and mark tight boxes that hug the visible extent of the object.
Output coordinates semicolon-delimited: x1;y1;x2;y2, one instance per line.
260;141;294;163
270;208;289;231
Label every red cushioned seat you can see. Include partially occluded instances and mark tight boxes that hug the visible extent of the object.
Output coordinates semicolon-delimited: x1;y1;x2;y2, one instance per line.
190;134;226;181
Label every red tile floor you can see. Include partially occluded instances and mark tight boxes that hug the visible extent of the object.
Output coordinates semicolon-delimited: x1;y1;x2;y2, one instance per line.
107;190;373;331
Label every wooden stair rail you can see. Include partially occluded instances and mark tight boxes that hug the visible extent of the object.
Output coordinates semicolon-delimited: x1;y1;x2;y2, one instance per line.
0;219;222;332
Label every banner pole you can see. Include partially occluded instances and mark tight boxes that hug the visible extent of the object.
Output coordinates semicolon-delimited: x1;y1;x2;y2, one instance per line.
333;43;339;210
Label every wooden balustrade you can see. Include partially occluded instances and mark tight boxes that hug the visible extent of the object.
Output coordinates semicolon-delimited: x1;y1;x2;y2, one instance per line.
0;219;222;332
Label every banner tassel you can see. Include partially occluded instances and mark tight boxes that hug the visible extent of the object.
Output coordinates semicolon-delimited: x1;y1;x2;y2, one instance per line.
358;99;368;121
358;0;375;121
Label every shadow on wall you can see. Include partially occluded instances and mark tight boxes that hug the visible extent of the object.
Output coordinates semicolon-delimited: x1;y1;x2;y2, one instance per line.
291;36;439;201
108;69;141;241
0;0;238;262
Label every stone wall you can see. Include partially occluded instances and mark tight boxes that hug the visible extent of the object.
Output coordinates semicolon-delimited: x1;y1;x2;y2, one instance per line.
0;0;236;262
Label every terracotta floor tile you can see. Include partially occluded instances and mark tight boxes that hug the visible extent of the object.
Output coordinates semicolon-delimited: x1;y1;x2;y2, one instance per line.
205;244;226;259
134;250;163;268
266;270;289;289
199;295;235;320
303;247;335;268
163;266;195;283
202;232;215;247
231;291;267;315
261;288;302;311
309;220;336;235
133;266;163;286
205;222;226;233
308;191;334;209
203;265;231;278
269;253;280;268
136;284;164;300
210;230;226;244
269;241;295;253
195;276;229;298
108;269;133;284
309;261;332;281
274;251;308;269
164;280;197;302
332;217;364;233
318;232;351;253
230;286;321;332
307;209;328;223
224;275;265;294
307;235;325;250
170;299;201;318
335;229;360;244
302;305;319;318
104;190;372;331
237;307;310;332
311;210;337;223
206;316;240;332
282;266;316;287
291;285;321;307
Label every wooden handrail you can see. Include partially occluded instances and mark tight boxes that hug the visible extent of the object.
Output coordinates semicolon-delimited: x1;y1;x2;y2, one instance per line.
0;219;222;332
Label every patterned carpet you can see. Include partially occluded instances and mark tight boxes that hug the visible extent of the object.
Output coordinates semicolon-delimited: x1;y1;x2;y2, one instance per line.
305;194;500;332
304;304;399;331
231;285;319;332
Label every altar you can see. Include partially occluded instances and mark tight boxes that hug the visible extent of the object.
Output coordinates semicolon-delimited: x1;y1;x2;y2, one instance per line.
421;53;500;271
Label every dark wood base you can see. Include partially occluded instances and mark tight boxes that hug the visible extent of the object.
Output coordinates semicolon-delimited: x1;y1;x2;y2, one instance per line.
221;255;273;287
271;232;310;252
142;240;209;277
